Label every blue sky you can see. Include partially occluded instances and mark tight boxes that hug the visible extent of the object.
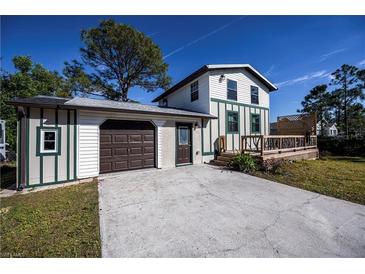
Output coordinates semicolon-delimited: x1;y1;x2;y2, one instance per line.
2;16;365;121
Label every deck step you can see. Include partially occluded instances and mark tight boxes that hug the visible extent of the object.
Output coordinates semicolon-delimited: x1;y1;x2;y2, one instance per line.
216;155;233;162
210;160;230;167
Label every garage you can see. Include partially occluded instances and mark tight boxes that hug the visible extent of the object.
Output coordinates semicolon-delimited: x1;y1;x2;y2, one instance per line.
99;119;155;173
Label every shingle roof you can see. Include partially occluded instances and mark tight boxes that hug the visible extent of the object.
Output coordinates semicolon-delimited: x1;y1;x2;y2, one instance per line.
8;96;216;119
152;64;278;102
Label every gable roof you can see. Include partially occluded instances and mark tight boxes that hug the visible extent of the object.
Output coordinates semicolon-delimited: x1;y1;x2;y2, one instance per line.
152;64;278;102
8;96;216;119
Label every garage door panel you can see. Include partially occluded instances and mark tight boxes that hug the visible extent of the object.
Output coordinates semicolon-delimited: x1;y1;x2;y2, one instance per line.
144;146;154;154
99;120;155;173
100;162;112;173
129;134;143;143
114;147;128;156
114;161;128;170
100;148;112;157
113;134;128;143
100;135;112;144
129;159;143;168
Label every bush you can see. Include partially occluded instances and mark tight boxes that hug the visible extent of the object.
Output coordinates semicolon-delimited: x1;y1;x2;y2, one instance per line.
317;137;365;156
261;158;286;174
230;153;257;173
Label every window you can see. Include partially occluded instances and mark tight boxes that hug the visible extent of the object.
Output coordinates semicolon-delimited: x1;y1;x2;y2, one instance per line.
178;127;189;145
162;99;168;107
251;86;259;104
37;127;61;155
191;81;199;102
41;129;58;153
227;79;237;101
227;112;238;133
251;114;260;134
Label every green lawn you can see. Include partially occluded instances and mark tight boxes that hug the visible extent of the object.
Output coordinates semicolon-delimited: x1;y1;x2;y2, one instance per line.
0;181;101;257
254;156;365;205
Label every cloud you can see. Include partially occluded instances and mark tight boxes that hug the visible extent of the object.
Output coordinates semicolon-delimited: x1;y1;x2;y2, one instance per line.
319;48;347;61
264;65;275;76
163;16;246;59
275;70;330;88
357;59;365;66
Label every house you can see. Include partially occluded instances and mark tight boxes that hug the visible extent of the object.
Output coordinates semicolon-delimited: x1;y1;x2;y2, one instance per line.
9;64;277;190
316;121;338;137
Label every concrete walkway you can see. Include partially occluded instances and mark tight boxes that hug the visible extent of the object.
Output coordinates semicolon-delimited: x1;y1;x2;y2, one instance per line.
98;164;365;257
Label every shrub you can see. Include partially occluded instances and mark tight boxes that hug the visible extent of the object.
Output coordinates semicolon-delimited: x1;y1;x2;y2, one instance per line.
230;153;257;173
317;137;365;156
261;158;286;174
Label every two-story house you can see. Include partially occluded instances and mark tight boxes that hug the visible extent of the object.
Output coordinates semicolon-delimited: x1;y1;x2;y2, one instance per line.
152;64;277;162
10;64;277;189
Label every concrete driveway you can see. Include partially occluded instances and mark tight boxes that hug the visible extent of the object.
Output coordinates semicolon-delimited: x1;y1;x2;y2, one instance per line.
98;164;365;257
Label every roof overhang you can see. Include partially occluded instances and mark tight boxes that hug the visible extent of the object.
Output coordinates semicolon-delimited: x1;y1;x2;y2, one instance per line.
8;97;216;120
152;64;278;102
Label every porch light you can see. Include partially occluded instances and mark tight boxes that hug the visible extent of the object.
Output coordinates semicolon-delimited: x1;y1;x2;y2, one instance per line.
219;74;226;82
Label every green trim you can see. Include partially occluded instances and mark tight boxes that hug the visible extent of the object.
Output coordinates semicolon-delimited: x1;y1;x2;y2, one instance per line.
40;108;43;184
55;109;58;183
200;118;204;154
202;152;214;156
250;113;261;134
238;105;241;150
211;98;269;111
17;117;21;188
73;110;77;180
243;106;246;136
36;126;62;156
23;179;76;189
263;109;266;135
217;102;220;138
26;107;30;187
224;102;227;149
67;110;70;181
209;117;212;152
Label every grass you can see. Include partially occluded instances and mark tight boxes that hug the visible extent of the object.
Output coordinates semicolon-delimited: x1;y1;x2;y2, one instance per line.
0;181;101;257
1;162;16;190
254;156;365;205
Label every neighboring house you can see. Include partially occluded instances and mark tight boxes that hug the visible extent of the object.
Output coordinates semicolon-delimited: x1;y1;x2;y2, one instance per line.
270;122;278;135
9;64;277;189
0;120;6;161
316;121;338;137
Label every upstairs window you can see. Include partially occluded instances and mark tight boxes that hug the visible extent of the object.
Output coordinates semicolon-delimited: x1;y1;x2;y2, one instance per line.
251;114;260;134
191;81;199;102
227;111;238;133
251;86;259;104
227;79;237;101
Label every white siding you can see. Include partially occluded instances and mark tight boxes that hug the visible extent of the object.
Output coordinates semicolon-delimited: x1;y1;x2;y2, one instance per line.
159;73;210;114
209;68;270;108
78;110;203;178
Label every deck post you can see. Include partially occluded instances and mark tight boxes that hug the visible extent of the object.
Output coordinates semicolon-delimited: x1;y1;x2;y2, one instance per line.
260;135;264;156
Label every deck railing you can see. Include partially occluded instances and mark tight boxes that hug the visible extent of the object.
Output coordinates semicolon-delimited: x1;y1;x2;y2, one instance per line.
241;135;317;156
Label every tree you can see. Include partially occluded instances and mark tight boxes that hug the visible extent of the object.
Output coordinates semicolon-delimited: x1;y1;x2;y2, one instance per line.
330;64;365;138
0;56;70;153
298;84;331;135
73;19;171;101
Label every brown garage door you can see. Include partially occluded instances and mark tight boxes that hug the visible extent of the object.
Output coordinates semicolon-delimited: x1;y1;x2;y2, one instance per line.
99;120;155;173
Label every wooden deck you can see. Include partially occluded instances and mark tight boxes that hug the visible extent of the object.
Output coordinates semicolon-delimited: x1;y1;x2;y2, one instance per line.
215;135;318;165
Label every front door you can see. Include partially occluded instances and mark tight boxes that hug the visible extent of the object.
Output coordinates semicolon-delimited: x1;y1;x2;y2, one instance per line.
176;124;192;165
